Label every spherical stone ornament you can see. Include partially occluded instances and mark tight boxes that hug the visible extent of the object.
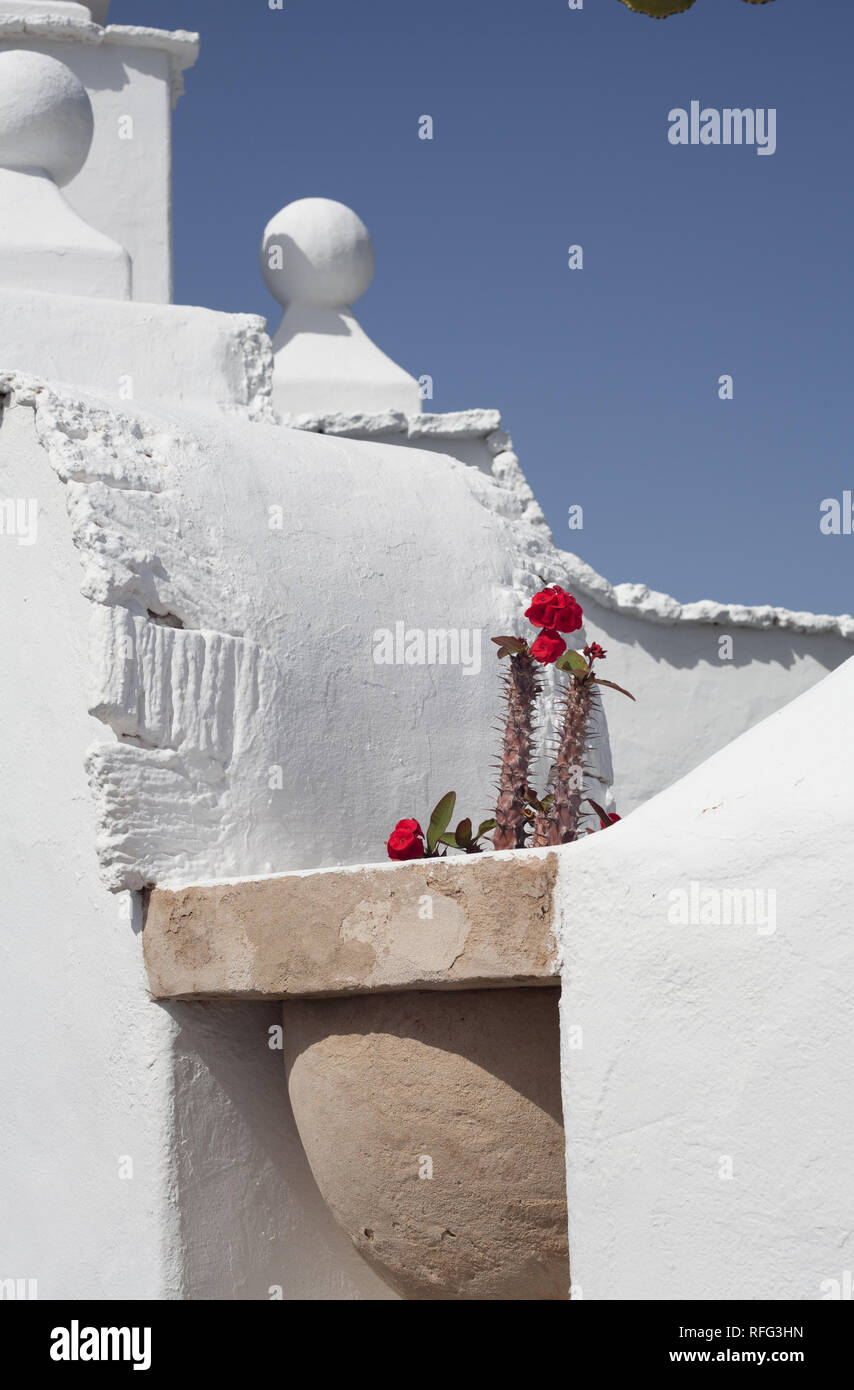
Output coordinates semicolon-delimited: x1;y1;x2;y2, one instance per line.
261;197;376;310
0;49;94;188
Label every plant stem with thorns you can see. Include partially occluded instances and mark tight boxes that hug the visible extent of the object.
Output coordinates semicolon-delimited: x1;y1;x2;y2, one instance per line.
493;651;540;850
532;674;594;846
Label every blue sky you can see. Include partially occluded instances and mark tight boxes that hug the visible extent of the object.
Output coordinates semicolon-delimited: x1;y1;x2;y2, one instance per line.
112;0;853;616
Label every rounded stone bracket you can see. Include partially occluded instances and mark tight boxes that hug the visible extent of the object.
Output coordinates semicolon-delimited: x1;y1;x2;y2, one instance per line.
142;850;569;1300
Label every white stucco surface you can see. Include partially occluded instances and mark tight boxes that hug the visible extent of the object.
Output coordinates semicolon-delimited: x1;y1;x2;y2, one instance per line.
0;374;609;897
574;581;854;815
3;3;850;1303
556;656;854;1299
279;407;854;817
1;293;274;417
0;399;392;1300
0;49;131;298
0;19;199;303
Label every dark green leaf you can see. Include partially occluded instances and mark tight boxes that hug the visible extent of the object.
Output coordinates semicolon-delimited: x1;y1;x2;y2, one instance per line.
454;818;473;846
426;791;457;852
476;818;497;838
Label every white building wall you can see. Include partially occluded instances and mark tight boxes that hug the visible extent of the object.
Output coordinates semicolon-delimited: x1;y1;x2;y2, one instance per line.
574;581;854;814
556;655;854;1299
0;404;179;1297
0;401;391;1299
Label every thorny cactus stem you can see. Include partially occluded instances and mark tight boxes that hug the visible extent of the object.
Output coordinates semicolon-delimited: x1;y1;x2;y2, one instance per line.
532;674;595;847
493;651;540;850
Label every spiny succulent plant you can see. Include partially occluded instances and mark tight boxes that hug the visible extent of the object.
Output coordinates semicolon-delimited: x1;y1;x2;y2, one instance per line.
386;590;634;862
531;673;595;847
619;0;774;15
529;642;635;848
492;645;541;850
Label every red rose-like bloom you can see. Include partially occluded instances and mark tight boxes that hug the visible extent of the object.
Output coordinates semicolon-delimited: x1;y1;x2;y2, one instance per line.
525;586;583;634
530;628;567;665
387;818;425;861
584;643;607;662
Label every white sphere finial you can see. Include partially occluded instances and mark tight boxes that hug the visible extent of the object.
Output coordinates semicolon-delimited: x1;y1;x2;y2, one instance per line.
0;49;94;188
261;197;375;310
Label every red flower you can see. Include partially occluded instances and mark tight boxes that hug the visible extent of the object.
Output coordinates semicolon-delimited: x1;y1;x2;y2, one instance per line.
387;818;425;860
525;586;583;634
584;643;607;662
530;628;567;665
607;812;621;825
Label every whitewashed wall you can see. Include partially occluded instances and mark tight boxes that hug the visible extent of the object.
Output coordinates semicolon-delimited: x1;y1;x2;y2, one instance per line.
283;410;854;814
556;655;854;1299
0;400;392;1299
569;571;854;814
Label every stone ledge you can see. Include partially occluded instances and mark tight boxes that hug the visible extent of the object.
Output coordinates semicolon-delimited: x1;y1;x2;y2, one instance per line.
143;851;560;1001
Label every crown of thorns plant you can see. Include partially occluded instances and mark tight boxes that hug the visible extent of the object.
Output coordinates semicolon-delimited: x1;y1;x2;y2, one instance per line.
386;587;635;862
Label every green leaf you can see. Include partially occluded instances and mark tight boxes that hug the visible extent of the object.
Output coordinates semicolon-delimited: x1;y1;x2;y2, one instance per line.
594;678;636;701
426;791;456;853
476;818;497;838
438;832;458;848
454;817;473;847
555;649;589;674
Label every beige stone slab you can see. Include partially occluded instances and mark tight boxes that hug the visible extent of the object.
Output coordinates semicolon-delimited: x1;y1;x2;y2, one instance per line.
143;852;560;1001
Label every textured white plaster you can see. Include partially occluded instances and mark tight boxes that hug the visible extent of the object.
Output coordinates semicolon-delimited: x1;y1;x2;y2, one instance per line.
280;409;854;825
0;377;393;1302
558;547;854;640
556;655;854;1299
279;408;503;440
0;15;199;102
1;291;274;417
86;605;281;890
0;373;610;896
